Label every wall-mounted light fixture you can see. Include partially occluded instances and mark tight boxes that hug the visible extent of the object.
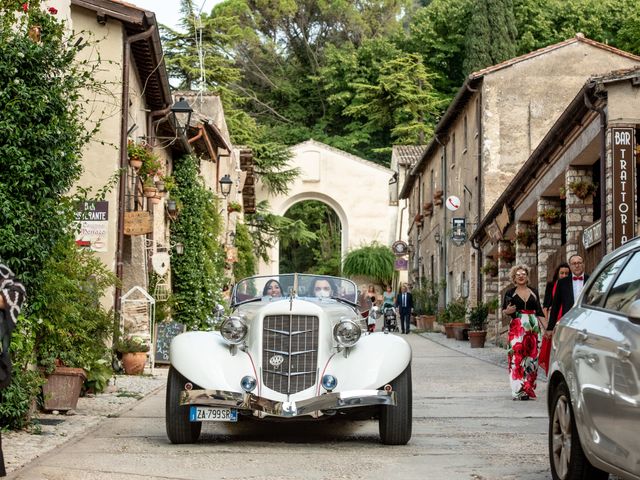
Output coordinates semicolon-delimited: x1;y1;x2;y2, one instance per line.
434;231;441;244
219;174;233;198
174;242;184;255
170;97;193;137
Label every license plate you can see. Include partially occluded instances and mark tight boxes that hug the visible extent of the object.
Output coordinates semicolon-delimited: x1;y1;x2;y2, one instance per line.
189;406;238;422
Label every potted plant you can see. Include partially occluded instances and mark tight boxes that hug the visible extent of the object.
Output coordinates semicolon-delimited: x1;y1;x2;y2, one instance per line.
414;213;423;225
538;207;561;225
559;186;566;200
568;179;597;199
515;226;536;247
143;176;157;197
433;189;444;206
36;240;116;411
423;202;434;216
115;335;150;375
497;245;515;264
468;302;489;348
412;280;442;331
155;174;166;192
138;150;163;185
227;201;242;213
127;140;146;170
443;298;467;339
481;260;498;277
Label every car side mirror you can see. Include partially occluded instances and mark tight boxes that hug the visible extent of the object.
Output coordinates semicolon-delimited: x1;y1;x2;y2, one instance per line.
627;299;640;325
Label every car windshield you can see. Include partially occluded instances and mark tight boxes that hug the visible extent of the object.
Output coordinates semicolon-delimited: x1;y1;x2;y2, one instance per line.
232;274;358;305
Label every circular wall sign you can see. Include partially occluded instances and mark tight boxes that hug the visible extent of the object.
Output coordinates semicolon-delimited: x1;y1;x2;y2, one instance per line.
391;240;409;256
446;195;461;211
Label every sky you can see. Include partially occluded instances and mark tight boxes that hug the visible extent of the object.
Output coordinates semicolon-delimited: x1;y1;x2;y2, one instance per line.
129;0;221;31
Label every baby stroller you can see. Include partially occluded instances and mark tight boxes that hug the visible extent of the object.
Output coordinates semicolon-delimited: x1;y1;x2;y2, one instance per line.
382;304;398;332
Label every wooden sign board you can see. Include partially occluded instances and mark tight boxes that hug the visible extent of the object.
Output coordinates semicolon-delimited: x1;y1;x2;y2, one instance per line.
154;321;185;364
611;127;636;249
124;211;153;236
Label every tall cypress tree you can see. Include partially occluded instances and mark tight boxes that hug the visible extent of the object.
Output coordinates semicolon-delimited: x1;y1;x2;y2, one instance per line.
463;0;518;75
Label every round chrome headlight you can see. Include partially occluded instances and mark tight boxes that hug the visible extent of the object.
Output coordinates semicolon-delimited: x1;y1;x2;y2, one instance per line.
220;316;248;344
333;319;361;347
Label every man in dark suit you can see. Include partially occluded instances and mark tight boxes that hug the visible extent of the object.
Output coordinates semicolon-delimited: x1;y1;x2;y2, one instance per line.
395;284;413;334
548;254;589;334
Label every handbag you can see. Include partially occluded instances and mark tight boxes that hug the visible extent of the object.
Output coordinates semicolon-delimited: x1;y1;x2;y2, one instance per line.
539;335;552;374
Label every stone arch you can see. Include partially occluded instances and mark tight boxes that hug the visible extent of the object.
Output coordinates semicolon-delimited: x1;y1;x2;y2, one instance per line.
273;192;349;273
256;140;395;276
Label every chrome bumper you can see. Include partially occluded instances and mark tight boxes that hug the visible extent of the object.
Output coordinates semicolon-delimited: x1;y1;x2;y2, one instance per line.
180;389;396;417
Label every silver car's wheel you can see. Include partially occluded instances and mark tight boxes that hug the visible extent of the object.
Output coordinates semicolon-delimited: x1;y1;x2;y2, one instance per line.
379;363;412;445
549;382;608;480
165;366;202;444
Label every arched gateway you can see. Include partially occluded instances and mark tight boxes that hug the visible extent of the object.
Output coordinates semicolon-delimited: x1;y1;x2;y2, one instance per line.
256;140;396;275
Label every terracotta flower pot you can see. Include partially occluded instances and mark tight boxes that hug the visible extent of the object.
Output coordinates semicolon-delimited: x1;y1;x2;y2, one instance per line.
122;352;147;375
129;157;143;170
42;367;86;412
143;186;157;198
444;323;455;338
452;322;470;341
468;331;487;348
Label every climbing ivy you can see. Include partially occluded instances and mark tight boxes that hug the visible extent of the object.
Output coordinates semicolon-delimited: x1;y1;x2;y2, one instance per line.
0;1;112;429
170;155;225;329
232;222;256;280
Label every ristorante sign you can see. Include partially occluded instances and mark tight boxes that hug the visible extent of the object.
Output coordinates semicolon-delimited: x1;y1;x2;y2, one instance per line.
611;127;636;249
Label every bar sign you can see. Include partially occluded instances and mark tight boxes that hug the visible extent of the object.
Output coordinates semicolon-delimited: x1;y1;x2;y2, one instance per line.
611;127;636;249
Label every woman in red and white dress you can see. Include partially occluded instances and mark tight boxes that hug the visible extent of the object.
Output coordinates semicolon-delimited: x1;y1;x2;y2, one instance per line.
502;264;544;400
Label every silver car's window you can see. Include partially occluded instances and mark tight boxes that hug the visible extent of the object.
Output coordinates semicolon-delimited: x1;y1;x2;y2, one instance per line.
604;251;640;315
583;256;627;307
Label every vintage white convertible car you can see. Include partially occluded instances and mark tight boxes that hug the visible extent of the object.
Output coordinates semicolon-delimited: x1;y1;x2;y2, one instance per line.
165;273;412;445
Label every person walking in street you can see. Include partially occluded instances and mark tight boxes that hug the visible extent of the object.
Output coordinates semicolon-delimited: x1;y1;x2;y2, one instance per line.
548;254;589;333
539;262;569;374
0;262;27;477
542;263;570;321
395;284;413;334
382;285;395;308
365;284;378;332
502;264;544;400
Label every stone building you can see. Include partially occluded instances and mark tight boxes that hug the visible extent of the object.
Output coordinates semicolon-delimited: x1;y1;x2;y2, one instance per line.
399;35;640;317
52;0;241;341
471;67;640;341
256;140;395;275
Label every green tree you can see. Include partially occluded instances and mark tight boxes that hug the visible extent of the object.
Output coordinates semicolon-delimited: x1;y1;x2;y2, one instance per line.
463;0;518;75
279;201;341;275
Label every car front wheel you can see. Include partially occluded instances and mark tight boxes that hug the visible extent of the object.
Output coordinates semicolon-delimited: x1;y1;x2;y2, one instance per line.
379;363;412;445
549;382;608;480
165;366;202;444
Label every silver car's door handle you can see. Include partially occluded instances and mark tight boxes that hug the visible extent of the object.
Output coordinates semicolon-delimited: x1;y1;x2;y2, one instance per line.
577;331;588;342
617;345;631;359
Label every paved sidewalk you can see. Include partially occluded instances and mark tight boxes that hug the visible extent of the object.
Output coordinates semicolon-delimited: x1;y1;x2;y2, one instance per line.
417;331;509;368
3;367;168;475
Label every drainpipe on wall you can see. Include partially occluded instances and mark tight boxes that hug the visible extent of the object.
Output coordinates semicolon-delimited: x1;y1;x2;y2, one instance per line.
435;134;447;304
472;86;483;303
583;89;607;258
115;25;157;318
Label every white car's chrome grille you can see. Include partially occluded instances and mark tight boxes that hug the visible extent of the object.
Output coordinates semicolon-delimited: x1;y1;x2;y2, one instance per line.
262;314;319;394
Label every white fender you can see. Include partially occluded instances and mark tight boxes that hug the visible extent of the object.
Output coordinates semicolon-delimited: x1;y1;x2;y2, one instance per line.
322;333;411;391
170;331;255;391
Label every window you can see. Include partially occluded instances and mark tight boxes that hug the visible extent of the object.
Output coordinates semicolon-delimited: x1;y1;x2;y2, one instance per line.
583;256;627;307
463;115;468;152
604;251;640;314
451;133;456;168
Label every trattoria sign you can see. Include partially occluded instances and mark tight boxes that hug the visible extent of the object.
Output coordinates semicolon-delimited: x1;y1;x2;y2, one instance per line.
612;127;636;249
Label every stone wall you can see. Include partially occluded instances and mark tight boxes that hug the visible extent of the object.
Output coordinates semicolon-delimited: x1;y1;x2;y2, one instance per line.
565;167;594;258
537;198;563;294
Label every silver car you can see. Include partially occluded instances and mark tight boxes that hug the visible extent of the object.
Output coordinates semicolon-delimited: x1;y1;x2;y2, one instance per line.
548;238;640;480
